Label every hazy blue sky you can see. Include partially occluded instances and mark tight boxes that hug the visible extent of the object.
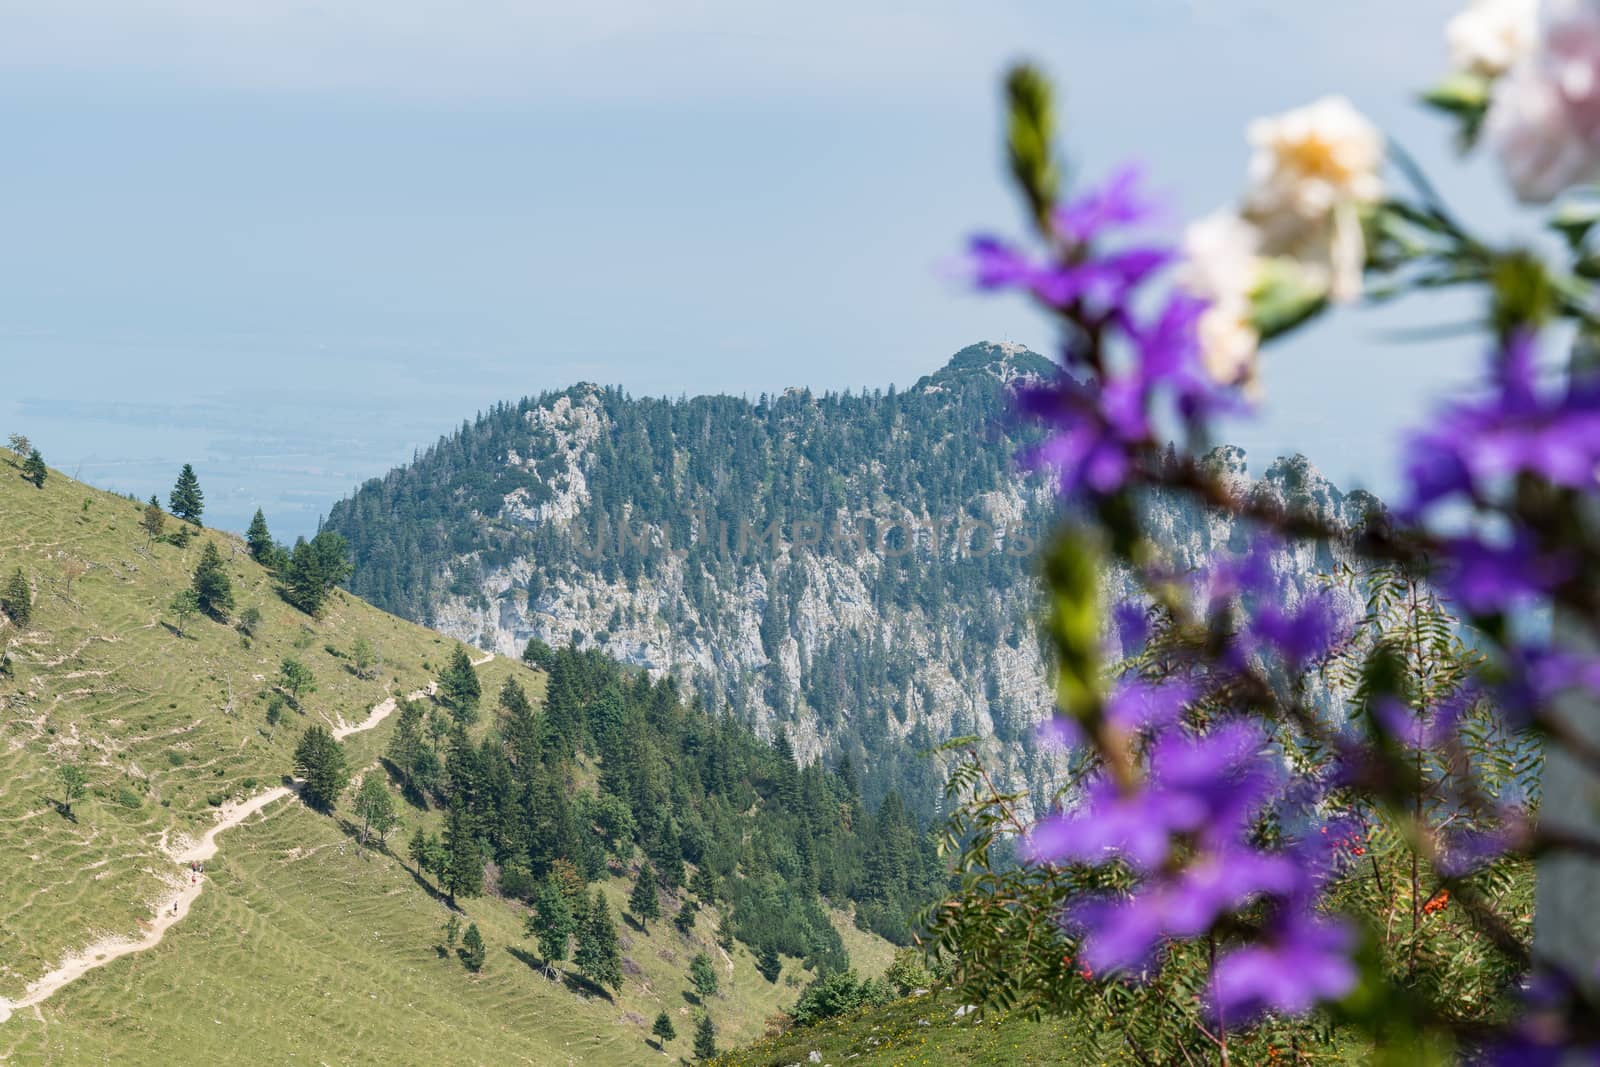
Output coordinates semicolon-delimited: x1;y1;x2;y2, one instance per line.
0;1;1533;537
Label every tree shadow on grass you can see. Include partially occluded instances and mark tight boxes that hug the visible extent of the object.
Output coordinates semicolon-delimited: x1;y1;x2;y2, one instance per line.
379;758;430;812
562;971;616;1003
681;990;702;1007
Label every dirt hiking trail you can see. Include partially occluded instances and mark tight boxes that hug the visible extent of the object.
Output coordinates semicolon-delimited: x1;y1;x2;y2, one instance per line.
0;679;440;1024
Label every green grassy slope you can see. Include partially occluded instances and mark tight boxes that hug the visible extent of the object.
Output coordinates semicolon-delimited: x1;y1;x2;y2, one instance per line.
0;462;879;1063
714;988;1123;1067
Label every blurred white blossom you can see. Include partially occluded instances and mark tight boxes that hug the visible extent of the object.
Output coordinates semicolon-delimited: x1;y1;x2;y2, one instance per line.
1180;212;1264;394
1448;0;1538;78
1486;3;1600;201
1244;96;1385;223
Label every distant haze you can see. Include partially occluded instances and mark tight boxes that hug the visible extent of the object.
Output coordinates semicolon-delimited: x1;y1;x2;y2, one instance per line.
0;1;1533;538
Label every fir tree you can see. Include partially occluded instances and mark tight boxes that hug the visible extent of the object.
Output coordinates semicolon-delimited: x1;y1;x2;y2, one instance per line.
140;497;166;545
498;676;538;769
443;913;461;951
408;826;445;883
283;531;351;615
386;699;426;792
460;922;486;972
692;1013;716;1060
438;646;482;724
689;952;719;998
651;1010;676;1044
169;463;203;525
574;889;622;991
525;876;577;972
191;540;235;620
756;942;781;983
245;508;274;564
352;775;397;846
441;806;483;906
2;569;31;629
628;861;660;930
293;724;349;811
21;448;46;488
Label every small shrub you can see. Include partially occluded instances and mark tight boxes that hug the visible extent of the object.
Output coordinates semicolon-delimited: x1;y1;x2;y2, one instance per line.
206;792;225;807
165;750;185;766
115;787;143;810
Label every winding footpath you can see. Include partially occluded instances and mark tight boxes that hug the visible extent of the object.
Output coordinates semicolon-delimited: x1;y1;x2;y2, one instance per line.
0;655;493;1025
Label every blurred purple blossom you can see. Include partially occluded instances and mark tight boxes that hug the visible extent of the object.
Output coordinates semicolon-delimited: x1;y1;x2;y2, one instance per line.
1404;333;1600;516
1209;913;1357;1021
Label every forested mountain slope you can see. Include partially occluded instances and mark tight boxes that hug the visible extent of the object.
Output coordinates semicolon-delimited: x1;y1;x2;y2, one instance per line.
326;343;1380;813
0;461;901;1064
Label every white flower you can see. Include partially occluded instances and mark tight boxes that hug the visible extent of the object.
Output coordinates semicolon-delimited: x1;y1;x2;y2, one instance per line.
1448;0;1538;78
1178;211;1260;306
1197;303;1263;399
1245;96;1385;222
1179;212;1264;395
1486;5;1600;201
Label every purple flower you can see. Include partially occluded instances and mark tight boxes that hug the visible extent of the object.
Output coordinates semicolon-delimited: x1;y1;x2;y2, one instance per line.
1072;850;1301;974
1443;535;1570;615
964;236;1169;315
1105;676;1196;733
1112;602;1151;656
1404;332;1600;516
1209;913;1357;1021
1050;163;1162;244
1249;589;1343;668
1025;720;1273;871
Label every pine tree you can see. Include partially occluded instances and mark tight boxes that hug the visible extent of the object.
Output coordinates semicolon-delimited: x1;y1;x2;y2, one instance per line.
140;497;166;545
441;806;483;906
292;724;349;811
386;699;426;791
574;889;622;991
2;569;31;629
498;677;539;770
408;826;445;882
756;942;781;983
525;875;577;970
460;922;486;972
168;588;200;637
21;448;46;488
651;1011;676;1044
283;531;351;615
689;952;719;998
352;775;397;845
245;508;274;564
191;540;235;620
438;646;482;724
443;913;461;951
169;464;204;525
629;861;660;930
692;1013;717;1060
